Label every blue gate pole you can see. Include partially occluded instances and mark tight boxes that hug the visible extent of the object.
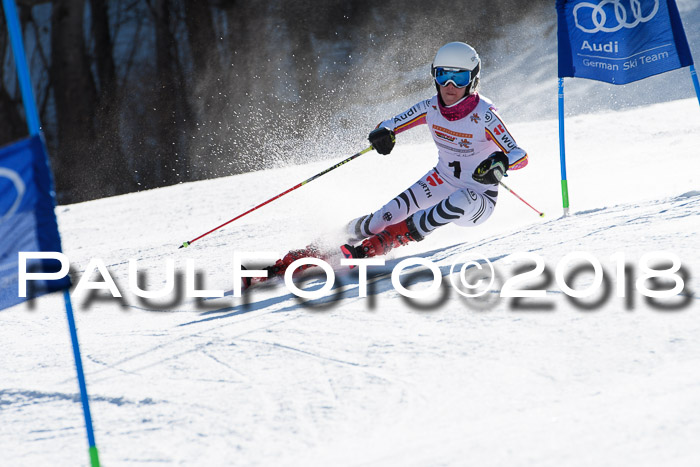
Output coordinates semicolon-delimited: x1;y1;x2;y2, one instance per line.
63;290;101;467
690;65;700;108
2;1;101;465
558;78;570;217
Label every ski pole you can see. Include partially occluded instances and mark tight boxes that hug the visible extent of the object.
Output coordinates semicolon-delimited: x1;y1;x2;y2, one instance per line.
179;146;374;248
499;179;545;217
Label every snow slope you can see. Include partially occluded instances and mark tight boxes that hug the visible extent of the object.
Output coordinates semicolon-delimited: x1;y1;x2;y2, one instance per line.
1;95;700;466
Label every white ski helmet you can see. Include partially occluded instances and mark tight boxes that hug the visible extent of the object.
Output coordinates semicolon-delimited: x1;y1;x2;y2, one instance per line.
431;42;480;95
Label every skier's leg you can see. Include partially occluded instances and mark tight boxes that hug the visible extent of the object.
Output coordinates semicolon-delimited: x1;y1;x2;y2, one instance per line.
343;187;497;258
342;216;423;259
412;187;498;237
345;168;455;243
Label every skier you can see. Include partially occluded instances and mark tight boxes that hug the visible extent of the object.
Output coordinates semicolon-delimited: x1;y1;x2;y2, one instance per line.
246;41;528;287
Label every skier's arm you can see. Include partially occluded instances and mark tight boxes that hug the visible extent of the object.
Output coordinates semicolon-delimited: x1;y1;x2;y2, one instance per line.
375;99;430;135
369;99;430;155
483;107;528;170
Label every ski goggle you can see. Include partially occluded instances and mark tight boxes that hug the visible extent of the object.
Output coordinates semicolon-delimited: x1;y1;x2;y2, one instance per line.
432;67;472;88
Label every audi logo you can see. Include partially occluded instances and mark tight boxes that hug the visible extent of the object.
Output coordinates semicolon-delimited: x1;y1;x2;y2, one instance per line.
574;0;660;34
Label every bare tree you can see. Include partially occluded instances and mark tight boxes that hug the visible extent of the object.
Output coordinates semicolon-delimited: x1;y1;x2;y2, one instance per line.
50;0;99;200
88;0;138;195
147;0;192;186
1;19;26;144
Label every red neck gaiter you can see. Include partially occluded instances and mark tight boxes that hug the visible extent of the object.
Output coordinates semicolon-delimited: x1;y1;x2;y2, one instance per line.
438;92;480;121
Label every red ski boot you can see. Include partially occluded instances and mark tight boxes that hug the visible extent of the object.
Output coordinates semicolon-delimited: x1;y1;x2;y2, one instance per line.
341;218;423;259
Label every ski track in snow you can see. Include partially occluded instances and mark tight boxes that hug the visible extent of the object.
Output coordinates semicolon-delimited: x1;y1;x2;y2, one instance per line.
2;96;700;465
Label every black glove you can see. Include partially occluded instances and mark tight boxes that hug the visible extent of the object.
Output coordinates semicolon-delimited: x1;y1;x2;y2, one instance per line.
369;127;395;155
472;151;509;185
